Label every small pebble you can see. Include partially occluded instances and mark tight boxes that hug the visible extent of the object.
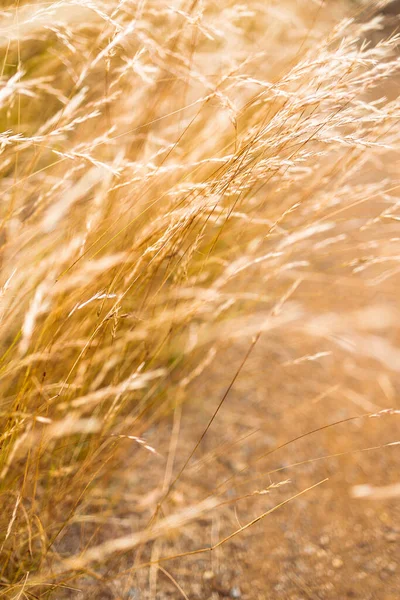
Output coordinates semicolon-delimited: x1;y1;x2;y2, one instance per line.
203;570;215;581
385;531;398;543
325;583;335;591
230;587;242;599
320;535;330;547
332;557;344;569
357;571;368;580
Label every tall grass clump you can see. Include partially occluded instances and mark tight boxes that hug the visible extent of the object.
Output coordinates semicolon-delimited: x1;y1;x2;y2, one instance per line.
0;0;399;596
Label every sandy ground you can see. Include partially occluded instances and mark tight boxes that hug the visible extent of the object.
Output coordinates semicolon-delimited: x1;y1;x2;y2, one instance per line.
80;327;399;600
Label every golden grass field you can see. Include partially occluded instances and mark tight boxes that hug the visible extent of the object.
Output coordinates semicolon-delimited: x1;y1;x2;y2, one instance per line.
0;1;399;598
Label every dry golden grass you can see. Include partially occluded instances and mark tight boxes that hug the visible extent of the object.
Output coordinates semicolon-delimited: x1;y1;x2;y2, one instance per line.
0;0;399;597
